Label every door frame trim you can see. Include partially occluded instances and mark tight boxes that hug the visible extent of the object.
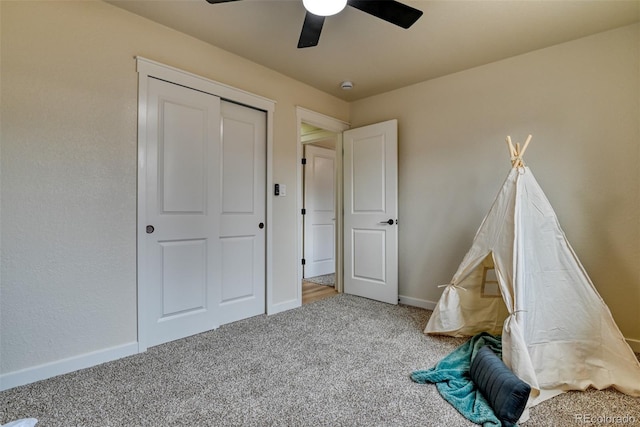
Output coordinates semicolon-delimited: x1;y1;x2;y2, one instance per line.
136;57;275;352
296;107;350;304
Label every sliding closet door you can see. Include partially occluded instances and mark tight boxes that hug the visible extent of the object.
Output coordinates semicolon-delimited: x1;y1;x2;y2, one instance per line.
142;77;221;348
217;100;266;325
140;78;266;348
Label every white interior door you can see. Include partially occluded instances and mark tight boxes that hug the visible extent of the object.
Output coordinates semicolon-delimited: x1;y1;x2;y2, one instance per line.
218;100;266;325
303;145;336;278
343;119;398;304
143;77;221;347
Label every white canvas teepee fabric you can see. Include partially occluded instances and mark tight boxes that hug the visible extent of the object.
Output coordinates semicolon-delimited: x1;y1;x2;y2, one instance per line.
425;139;640;412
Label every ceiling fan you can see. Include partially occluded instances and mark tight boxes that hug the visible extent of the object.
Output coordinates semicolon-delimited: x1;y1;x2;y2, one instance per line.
205;0;424;48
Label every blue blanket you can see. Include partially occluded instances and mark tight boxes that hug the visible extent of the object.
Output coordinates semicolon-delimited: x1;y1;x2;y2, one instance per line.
411;332;504;427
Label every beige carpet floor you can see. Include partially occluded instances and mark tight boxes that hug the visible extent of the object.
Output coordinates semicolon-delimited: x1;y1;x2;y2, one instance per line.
1;295;639;426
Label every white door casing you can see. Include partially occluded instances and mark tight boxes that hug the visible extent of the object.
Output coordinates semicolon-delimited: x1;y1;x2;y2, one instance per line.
343;120;398;304
143;77;221;348
303;145;336;278
218;100;266;325
296;107;350;301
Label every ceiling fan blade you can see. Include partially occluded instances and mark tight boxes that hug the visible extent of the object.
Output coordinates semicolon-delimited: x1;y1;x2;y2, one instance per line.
205;0;241;4
298;12;325;48
347;0;423;29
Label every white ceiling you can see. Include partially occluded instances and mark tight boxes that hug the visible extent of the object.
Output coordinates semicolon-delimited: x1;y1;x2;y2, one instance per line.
107;0;640;101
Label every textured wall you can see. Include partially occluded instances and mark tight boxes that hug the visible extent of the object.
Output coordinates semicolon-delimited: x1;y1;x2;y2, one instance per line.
3;0;637;384
0;0;348;376
1;1;139;373
350;24;640;344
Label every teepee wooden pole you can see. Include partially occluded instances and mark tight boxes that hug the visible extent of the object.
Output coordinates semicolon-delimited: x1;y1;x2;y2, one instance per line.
520;134;532;157
506;136;515;158
505;134;532;168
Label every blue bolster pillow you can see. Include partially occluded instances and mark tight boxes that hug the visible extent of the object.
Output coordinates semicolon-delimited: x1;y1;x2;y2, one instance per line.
470;346;531;426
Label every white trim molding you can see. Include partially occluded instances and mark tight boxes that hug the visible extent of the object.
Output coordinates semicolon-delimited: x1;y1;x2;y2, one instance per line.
398;295;437;311
267;298;301;316
136;57;276;112
0;342;138;392
296;107;350;301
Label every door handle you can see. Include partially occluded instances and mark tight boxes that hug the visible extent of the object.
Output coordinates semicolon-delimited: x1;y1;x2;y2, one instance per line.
379;219;394;225
146;225;155;234
258;222;265;229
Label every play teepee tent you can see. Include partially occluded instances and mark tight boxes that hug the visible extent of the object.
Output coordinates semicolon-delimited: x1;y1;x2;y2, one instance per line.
425;135;640;410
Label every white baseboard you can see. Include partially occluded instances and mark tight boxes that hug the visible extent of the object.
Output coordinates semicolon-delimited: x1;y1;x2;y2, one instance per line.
399;295;437;311
0;342;138;392
267;298;300;316
627;338;640;353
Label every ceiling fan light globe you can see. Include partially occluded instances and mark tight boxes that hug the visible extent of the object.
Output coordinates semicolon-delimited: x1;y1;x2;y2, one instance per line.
303;0;347;16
